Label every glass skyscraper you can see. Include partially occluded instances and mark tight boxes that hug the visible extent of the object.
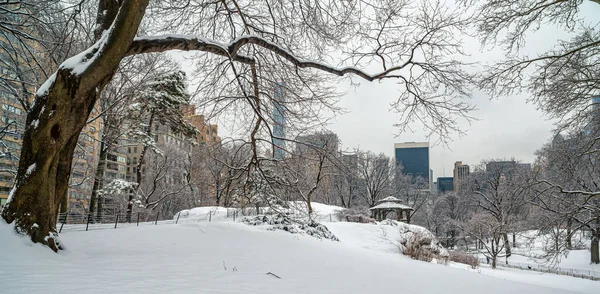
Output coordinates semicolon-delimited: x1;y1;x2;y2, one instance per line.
394;142;430;189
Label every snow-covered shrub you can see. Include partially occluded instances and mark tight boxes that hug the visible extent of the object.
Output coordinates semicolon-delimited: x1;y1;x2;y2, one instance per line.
449;251;479;269
336;207;375;223
381;219;449;263
241;214;339;241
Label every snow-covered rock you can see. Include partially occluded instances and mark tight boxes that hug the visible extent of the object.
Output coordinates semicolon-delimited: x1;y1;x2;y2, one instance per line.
380;219;449;262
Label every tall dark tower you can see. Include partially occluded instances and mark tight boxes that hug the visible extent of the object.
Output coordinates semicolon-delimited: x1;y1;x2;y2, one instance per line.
394;142;431;191
273;81;286;159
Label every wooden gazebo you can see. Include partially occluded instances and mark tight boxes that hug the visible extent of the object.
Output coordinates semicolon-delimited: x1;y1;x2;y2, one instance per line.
370;196;414;223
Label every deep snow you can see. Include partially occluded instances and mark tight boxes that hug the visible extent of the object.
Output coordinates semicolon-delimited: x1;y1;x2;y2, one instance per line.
1;203;599;293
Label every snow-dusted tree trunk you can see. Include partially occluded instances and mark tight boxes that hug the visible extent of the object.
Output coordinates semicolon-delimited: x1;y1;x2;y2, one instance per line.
0;0;149;251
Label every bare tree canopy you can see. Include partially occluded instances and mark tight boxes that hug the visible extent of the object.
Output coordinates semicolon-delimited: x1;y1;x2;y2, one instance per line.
465;0;600;131
1;0;475;251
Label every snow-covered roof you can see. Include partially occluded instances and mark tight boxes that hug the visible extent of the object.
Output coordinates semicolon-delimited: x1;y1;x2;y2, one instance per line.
369;202;414;210
377;196;403;203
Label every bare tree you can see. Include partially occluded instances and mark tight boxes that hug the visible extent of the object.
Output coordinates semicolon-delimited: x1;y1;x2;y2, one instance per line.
456;213;507;269
281;131;343;214
532;131;600;263
333;152;360;209
2;0;474;251
394;166;430;216
468;160;533;258
465;0;600;133
357;151;393;207
136;144;192;215
192;141;249;207
86;54;179;221
430;192;472;248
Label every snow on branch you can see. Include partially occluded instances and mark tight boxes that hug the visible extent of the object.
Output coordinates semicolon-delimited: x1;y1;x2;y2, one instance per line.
127;34;410;82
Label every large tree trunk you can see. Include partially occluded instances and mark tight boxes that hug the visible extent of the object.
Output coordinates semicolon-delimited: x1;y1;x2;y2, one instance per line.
127;111;154;222
502;232;511;258
566;217;573;250
0;0;149;251
0;85;98;251
89;141;108;223
59;192;68;223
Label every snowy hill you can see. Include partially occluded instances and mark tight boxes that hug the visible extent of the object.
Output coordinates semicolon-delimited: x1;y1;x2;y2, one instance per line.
1;204;599;293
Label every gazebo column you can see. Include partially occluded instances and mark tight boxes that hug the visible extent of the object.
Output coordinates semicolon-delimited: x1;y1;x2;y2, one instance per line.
397;209;402;221
407;210;411;224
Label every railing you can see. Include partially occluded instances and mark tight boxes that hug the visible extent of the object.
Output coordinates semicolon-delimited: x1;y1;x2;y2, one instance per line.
56;211;176;232
56;206;341;233
478;257;600;281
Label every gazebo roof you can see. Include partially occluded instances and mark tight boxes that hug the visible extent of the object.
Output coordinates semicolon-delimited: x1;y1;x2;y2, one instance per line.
377;196;403;203
369;202;414;210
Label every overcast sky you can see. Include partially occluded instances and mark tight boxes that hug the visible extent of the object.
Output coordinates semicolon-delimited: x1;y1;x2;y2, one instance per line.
181;1;599;180
326;2;600;179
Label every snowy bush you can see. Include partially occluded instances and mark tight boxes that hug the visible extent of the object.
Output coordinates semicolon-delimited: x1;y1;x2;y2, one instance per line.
449;251;479;269
336;208;375;224
241;214;339;241
381;219;449;263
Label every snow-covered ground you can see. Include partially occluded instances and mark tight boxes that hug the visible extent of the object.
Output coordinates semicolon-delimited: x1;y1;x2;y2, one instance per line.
466;229;600;274
1;203;599;293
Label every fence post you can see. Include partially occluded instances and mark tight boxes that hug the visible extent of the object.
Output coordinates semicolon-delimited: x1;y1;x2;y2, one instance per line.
114;214;119;229
209;211;212;222
155;212;159;225
176;212;181;224
329;214;332;222
137;212;140;226
59;213;66;233
233;210;236;222
86;213;90;231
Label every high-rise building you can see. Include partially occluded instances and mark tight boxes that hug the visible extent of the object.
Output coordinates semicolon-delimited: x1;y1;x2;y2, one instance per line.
394;142;430;190
485;160;530;181
181;105;221;145
453;161;470;193
584;97;600;136
437;177;454;193
67;114;102;215
0;10;34;207
272;81;286;160
295;132;339;156
0;99;25;207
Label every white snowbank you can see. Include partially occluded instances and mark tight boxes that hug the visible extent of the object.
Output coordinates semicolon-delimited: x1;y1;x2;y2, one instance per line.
175;206;236;223
1;220;596;293
174;202;344;224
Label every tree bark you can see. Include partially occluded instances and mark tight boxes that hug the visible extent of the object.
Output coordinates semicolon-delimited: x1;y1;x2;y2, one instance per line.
59;192;68;223
566;217;573;250
128;111;154;222
592;228;600;264
0;0;150;251
502;232;511;258
89;141;108;223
